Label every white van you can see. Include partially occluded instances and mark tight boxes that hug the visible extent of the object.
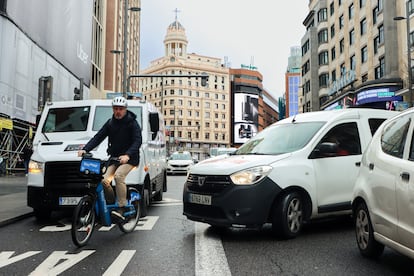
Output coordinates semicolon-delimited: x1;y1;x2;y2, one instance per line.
183;108;399;238
28;99;167;219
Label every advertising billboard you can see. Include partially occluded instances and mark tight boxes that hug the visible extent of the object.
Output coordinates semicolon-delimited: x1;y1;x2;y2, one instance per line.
233;93;259;144
6;0;93;85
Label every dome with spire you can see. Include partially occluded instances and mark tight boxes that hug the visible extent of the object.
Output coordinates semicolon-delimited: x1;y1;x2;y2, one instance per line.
164;17;188;57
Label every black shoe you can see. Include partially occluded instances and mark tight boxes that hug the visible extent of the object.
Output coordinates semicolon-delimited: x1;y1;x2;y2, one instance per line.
111;207;127;222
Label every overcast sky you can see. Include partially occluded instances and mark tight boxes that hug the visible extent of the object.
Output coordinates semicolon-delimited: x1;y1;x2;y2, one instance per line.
139;0;309;99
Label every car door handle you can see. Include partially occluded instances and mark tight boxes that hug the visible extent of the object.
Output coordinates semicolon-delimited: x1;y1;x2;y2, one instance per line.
401;172;410;182
369;163;374;170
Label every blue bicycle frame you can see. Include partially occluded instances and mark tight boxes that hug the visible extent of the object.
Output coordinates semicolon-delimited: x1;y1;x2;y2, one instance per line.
80;157;141;226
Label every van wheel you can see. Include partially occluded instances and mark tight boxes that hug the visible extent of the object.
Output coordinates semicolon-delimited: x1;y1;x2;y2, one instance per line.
140;189;149;217
34;208;52;221
272;192;303;239
355;202;384;258
154;186;163;201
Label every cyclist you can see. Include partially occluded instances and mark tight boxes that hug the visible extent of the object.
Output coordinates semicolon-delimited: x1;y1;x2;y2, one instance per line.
78;96;142;221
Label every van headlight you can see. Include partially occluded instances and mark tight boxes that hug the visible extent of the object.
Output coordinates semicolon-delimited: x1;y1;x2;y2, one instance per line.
230;166;272;185
29;160;44;174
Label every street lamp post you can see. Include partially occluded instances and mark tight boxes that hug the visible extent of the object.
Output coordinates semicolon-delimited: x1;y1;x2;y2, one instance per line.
395;1;413;107
111;1;140;98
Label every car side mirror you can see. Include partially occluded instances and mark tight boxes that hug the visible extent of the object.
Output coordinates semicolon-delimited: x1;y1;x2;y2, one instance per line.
310;142;338;159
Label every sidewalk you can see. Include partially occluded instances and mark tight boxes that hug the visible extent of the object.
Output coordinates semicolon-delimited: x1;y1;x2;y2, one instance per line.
0;174;34;226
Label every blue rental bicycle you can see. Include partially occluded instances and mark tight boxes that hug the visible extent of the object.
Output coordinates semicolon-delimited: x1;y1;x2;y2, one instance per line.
71;153;141;247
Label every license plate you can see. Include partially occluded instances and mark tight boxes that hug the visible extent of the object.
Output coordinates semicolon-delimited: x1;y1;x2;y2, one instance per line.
189;193;211;205
59;197;81;206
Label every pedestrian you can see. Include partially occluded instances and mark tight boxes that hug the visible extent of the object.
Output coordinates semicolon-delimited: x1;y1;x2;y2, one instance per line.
78;96;142;221
22;141;33;176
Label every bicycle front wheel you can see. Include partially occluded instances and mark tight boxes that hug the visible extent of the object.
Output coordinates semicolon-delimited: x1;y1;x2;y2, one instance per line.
71;195;96;247
119;188;141;233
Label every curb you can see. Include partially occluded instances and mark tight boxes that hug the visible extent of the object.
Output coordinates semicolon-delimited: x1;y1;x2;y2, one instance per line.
0;212;34;227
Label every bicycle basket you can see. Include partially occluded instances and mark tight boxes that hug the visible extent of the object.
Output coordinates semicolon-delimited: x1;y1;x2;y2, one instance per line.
80;157;102;176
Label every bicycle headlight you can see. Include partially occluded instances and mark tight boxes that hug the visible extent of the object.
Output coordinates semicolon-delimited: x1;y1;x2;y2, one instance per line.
230;166;272;185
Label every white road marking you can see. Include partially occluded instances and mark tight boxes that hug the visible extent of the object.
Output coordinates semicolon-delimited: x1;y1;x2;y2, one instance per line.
195;222;231;276
38;216;159;232
151;197;183;207
29;250;94;275
135;216;158;230
103;250;136;276
0;251;41;269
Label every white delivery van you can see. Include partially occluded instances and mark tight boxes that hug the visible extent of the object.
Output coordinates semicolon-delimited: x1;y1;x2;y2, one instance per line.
28;99;167;219
183;108;399;238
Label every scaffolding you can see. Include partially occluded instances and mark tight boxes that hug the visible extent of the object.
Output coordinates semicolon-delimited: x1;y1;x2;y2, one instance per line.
0;114;36;175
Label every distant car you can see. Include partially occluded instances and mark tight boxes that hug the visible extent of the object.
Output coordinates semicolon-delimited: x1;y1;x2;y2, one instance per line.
352;108;414;260
167;151;194;175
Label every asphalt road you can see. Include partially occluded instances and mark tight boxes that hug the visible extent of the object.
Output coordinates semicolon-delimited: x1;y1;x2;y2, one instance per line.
0;175;413;275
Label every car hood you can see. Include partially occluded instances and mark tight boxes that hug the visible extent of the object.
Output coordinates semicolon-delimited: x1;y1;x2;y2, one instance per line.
168;160;193;165
189;153;291;175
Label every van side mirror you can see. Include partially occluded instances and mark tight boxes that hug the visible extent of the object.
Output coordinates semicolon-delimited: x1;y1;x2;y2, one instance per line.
310;142;338;159
149;112;160;140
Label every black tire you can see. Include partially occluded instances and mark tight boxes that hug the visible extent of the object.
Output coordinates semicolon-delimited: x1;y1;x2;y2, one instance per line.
272;192;304;239
119;188;141;233
140;188;149;217
154;184;163;201
354;202;384;258
34;208;52;221
71;195;96;247
163;172;167;192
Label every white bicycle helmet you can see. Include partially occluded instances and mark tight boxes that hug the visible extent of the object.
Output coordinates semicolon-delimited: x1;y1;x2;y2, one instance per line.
112;96;128;107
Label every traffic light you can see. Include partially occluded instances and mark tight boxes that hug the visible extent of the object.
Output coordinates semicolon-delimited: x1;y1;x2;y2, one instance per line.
201;72;208;87
73;87;82;100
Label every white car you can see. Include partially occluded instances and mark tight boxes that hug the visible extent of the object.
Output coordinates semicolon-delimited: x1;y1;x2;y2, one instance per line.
352;108;414;260
183;108;398;238
167;151;194;175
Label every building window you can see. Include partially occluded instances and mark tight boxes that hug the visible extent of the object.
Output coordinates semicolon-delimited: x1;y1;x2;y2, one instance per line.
319;73;329;87
330;2;335;15
374;36;380;54
349;29;355;45
318;8;327;22
330;24;335;38
302;40;310;55
360;18;367;35
361;46;368;63
378;24;384;44
318;29;328;44
375;57;385;79
350;55;356;70
348;3;354;19
340;38;345;53
377;0;383;12
373;7;378;25
360;0;366;8
331;47;336;61
339;15;344;29
331;70;337;82
319;51;329;65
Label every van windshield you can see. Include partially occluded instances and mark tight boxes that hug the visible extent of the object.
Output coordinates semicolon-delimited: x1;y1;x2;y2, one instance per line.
236;122;325;155
42;106;90;132
93;106;143;131
42;105;143;133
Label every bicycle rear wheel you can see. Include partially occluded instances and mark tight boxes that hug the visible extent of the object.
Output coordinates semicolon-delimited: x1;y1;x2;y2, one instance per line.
119;188;141;233
71;195;96;247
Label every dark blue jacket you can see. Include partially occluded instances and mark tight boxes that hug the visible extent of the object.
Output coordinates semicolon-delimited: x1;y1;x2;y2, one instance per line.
83;110;142;166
